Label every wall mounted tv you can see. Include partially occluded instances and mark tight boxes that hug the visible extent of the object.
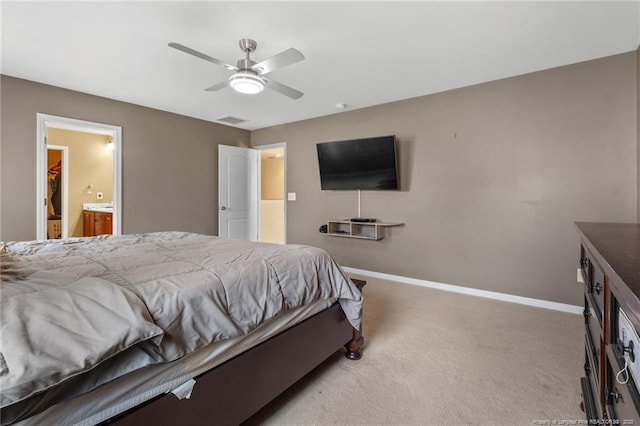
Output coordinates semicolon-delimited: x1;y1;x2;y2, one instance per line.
316;135;399;190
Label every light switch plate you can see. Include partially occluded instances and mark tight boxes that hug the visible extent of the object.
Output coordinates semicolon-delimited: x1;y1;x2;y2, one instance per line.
577;268;584;283
287;192;296;201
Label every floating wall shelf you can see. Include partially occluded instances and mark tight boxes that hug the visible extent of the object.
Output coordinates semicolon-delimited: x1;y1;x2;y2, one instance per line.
323;220;403;241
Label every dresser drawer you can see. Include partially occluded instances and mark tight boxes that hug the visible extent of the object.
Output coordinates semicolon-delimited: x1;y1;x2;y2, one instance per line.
584;344;603;419
586;329;600;385
579;246;591;288
589;260;605;325
606;354;640;424
581;247;604;325
585;295;602;382
582;359;601;421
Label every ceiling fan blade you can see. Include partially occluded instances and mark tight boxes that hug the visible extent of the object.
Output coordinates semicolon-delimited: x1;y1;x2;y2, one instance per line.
168;42;238;71
204;80;229;92
251;48;304;75
264;78;303;100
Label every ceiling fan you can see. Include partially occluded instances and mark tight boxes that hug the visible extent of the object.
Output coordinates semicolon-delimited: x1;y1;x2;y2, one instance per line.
168;39;305;100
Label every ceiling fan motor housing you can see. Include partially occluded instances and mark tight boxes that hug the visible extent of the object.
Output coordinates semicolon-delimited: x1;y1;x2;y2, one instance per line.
237;39;258;70
238;38;257;53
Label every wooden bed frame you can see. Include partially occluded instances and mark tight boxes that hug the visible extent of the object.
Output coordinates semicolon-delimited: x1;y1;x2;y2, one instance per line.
106;279;365;426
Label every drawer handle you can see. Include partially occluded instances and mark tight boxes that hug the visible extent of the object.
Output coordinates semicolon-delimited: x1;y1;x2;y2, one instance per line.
590;282;602;295
608;388;622;404
617;339;635;362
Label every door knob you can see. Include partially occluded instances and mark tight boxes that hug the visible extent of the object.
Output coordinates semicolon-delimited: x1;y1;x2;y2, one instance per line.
220;206;227;211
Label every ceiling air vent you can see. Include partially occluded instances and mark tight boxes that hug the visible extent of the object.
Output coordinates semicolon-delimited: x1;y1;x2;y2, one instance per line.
216;116;247;125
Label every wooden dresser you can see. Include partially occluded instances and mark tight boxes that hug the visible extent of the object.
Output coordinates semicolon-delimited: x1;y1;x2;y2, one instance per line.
576;222;640;424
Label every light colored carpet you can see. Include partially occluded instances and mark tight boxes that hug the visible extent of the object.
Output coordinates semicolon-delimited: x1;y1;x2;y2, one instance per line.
247;275;584;425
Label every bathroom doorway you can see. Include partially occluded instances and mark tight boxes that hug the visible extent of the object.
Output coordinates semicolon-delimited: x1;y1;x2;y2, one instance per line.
36;114;122;240
257;143;286;244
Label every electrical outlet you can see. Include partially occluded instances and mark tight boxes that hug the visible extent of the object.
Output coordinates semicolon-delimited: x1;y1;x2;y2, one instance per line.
97;192;103;200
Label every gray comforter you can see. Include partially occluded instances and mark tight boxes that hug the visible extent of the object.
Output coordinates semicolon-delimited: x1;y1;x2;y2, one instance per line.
1;232;362;412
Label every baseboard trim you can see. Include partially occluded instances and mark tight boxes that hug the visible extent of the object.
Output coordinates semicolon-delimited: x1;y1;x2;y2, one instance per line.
343;267;582;315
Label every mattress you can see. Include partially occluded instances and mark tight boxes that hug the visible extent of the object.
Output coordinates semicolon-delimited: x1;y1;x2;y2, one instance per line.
14;298;334;426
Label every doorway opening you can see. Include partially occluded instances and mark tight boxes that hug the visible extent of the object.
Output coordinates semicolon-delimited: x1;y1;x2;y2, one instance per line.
36;114;122;240
217;143;286;243
45;145;69;238
257;143;286;244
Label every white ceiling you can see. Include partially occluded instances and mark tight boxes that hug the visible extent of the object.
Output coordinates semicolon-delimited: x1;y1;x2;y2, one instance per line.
2;1;639;130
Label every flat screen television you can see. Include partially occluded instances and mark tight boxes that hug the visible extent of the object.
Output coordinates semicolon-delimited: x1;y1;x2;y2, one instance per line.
316;135;399;190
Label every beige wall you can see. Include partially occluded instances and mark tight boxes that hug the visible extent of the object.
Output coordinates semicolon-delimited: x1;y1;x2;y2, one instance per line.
261;155;285;200
47;128;113;237
0;75;250;241
252;52;638;306
260;200;285;244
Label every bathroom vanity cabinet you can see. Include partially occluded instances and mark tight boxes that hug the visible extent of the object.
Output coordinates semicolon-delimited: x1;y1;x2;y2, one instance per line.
83;210;112;237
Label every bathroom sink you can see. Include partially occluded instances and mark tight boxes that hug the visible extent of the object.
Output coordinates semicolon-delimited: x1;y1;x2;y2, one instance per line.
83;203;113;213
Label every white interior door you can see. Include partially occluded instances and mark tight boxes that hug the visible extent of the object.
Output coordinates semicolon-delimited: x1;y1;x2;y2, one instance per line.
218;145;258;240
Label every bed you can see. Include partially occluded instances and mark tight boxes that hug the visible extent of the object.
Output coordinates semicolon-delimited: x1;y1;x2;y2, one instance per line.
0;232;364;425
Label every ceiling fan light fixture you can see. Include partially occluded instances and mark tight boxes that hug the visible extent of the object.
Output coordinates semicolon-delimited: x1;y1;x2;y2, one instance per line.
229;72;265;95
168;39;303;99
